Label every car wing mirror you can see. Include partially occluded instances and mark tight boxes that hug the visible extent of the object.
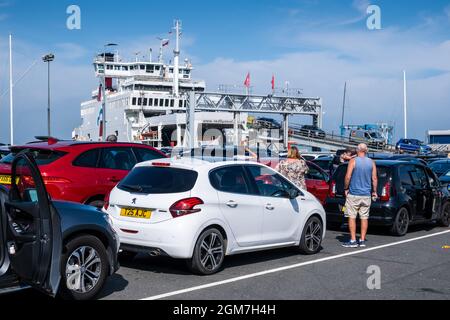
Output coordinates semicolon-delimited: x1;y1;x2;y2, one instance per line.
289;189;300;199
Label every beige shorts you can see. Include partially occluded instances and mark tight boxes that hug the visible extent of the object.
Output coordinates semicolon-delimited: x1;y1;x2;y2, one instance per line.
345;195;371;220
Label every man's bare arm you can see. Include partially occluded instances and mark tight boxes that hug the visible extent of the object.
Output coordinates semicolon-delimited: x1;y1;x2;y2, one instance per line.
372;161;378;196
344;159;356;191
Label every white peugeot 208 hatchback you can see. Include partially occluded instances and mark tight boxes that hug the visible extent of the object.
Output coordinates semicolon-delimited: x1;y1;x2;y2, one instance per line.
104;158;326;275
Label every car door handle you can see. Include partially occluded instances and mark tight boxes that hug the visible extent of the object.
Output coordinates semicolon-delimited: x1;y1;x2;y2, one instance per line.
226;201;238;208
108;177;120;183
265;204;275;211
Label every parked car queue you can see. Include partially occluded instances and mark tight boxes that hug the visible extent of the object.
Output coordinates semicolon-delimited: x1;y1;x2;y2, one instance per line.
1;143;449;300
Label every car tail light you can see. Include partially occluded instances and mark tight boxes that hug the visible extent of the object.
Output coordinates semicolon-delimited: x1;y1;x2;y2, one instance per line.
103;192;111;210
152;162;171;167
329;181;337;198
380;182;391;202
170;197;204;218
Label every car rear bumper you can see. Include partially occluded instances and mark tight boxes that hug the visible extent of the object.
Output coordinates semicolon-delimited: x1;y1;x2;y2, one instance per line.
325;198;397;226
110;215;198;259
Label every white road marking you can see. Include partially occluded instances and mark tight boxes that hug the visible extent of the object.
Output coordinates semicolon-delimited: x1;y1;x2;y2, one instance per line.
141;229;450;300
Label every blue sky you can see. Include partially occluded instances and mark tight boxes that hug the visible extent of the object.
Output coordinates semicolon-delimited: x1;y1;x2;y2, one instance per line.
1;0;450;144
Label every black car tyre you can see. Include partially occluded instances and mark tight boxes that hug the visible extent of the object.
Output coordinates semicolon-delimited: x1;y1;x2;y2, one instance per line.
188;228;225;275
439;202;450;227
87;199;105;209
60;235;109;300
390;207;410;236
298;216;323;255
327;222;342;231
118;250;138;262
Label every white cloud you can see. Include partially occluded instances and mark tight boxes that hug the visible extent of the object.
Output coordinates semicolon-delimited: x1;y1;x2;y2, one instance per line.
195;27;450;140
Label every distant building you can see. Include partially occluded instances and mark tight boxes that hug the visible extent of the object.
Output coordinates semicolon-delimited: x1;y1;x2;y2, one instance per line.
428;130;450;153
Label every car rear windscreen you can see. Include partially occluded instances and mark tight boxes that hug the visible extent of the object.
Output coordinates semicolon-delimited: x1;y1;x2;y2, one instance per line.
333;165;391;196
118;167;198;194
0;149;66;165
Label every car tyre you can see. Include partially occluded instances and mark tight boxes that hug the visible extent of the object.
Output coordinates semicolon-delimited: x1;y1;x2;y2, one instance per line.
298;216;323;255
87;199;105;209
439;202;450;227
118;250;138;262
390;207;410;236
59;235;109;301
188;228;225;275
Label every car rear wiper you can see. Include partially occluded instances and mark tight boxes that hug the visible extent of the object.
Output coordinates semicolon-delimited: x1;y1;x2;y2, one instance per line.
120;184;144;192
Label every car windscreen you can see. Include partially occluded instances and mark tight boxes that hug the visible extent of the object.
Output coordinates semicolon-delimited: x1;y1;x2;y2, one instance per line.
369;132;382;139
333;164;391;196
313;159;332;171
118;166;198;194
0;148;67;165
429;162;450;175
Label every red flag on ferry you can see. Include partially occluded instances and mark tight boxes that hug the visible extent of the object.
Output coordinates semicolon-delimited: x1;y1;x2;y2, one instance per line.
271;75;275;90
97;84;102;102
244;73;251;88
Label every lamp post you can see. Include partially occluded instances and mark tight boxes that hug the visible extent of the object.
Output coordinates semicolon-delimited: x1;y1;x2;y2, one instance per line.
42;53;55;137
101;43;118;141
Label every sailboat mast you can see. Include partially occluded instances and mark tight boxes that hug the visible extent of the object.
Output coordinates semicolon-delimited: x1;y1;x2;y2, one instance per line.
403;70;408;139
340;81;347;136
9;34;13;145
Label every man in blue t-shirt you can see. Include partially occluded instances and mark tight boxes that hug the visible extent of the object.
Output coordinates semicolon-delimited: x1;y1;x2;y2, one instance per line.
342;144;378;248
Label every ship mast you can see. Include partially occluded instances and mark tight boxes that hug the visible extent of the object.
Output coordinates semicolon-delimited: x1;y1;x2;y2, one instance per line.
173;20;181;98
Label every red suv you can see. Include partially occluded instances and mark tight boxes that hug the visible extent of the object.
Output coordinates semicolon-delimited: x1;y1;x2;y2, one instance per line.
0;141;166;207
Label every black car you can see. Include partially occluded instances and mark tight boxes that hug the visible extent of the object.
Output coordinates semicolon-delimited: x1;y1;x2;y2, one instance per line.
298;125;326;139
312;156;334;175
439;170;450;191
325;160;450;236
0;152;119;300
429;160;450;177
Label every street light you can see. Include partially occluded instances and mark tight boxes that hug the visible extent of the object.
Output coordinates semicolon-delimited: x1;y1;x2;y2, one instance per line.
101;43;118;141
42;53;55;137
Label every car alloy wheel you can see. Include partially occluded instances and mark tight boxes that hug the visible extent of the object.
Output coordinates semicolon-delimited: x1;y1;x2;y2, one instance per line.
391;208;409;236
299;216;323;255
66;246;102;294
440;203;450;227
200;232;224;272
188;228;226;275
304;219;322;252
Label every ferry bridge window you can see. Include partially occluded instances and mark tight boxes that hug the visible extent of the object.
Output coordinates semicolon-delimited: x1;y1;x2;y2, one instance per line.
143;98;148;106
140;65;145;70
114;65;120;71
149;99;153;107
122;66;128;71
132;98;137;105
179;100;183;108
165;99;169;107
138;98;142;106
159;99;163;106
170;100;174;107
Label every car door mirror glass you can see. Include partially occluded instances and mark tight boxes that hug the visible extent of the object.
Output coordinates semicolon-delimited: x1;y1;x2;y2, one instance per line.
24;189;38;203
289;189;300;199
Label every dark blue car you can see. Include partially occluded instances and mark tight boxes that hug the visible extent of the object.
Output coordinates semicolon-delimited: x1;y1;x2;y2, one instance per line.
396;139;432;154
0;152;119;300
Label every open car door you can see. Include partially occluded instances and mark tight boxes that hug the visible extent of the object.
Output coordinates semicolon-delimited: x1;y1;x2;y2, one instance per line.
5;151;62;295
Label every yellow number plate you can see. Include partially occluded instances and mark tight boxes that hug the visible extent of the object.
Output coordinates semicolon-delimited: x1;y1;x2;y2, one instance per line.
0;175;12;185
120;208;152;220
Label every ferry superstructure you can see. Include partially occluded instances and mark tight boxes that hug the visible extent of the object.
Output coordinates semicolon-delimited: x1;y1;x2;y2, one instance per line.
74;20;206;144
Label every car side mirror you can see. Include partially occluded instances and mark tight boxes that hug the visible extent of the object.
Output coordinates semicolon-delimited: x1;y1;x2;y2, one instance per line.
289;189;300;199
24;189;38;202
